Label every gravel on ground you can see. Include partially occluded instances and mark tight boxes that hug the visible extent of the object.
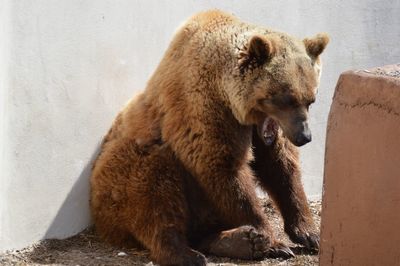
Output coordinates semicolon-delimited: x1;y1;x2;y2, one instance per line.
0;200;321;266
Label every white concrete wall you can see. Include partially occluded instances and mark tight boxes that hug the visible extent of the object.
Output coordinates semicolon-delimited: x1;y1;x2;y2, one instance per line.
1;0;399;252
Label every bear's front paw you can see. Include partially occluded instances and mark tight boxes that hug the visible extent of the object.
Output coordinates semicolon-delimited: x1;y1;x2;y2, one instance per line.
266;241;295;259
248;228;294;259
181;249;207;266
286;226;319;251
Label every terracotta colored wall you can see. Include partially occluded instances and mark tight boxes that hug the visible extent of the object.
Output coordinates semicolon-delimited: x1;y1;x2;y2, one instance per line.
320;64;400;266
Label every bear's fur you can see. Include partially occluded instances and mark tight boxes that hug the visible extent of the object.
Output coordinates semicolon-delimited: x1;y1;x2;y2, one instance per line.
90;10;329;266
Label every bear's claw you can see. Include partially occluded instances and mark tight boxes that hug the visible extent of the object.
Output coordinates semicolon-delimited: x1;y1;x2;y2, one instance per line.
180;249;207;266
299;232;319;250
266;242;295;259
287;227;320;251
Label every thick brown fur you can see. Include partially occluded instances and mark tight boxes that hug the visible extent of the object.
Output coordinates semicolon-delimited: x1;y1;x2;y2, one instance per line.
90;10;328;266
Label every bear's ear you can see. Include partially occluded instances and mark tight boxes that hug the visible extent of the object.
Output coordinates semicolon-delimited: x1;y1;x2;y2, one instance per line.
238;35;275;73
303;33;329;59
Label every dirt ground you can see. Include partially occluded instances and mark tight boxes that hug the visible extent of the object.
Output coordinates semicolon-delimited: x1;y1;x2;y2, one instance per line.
0;200;321;266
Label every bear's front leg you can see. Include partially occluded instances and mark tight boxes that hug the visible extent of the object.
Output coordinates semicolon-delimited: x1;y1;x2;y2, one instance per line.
191;162;294;259
251;127;319;250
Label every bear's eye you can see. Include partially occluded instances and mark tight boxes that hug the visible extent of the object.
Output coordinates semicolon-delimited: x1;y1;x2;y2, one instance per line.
273;95;299;108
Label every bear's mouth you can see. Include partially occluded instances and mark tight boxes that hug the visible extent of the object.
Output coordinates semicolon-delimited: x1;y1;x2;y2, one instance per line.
257;117;279;146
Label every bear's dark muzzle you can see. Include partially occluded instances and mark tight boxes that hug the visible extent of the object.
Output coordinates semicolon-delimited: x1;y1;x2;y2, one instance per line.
293;122;312;147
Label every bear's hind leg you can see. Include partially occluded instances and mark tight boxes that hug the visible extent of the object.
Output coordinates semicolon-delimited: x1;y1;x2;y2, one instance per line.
124;144;206;266
251;128;319;250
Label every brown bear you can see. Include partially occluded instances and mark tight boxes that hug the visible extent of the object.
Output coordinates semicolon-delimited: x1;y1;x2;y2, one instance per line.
90;10;329;266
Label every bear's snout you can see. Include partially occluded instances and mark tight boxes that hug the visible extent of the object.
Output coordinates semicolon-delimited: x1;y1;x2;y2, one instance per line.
293;122;312;146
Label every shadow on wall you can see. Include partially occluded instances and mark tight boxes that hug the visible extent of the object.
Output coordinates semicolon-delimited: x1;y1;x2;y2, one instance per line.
44;143;102;239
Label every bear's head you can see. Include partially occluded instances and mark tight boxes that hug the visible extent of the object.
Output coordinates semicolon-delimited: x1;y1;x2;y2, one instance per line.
227;32;329;147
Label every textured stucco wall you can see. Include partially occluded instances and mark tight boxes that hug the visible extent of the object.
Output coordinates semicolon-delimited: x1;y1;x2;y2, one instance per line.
1;0;399;252
320;65;400;265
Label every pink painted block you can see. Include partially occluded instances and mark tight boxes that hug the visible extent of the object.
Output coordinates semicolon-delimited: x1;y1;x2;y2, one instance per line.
320;64;400;266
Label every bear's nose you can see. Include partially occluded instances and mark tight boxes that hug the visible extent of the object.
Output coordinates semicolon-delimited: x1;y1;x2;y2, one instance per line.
294;124;312;147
